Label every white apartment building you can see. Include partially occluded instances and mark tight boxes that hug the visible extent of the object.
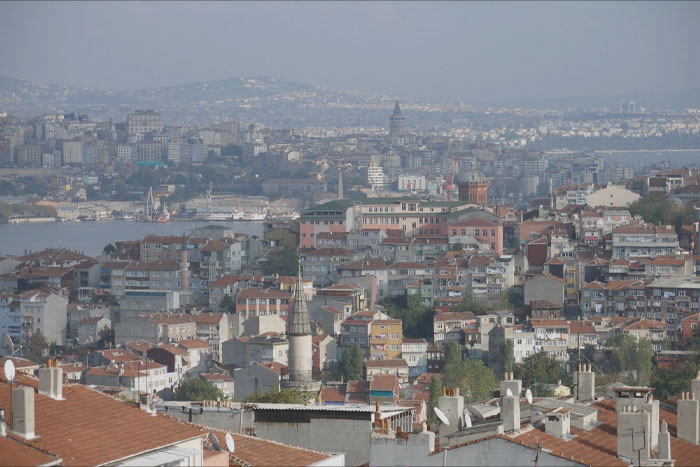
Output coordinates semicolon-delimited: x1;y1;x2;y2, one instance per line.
398;174;426;192
127;110;163;135
62;140;83;164
368;163;390;191
18;290;69;347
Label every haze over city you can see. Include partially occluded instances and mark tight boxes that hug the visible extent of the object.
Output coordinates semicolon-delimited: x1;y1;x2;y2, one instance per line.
2;3;700;467
1;1;699;105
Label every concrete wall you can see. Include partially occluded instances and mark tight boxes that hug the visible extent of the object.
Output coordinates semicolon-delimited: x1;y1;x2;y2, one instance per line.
256;417;371;467
370;436;582;466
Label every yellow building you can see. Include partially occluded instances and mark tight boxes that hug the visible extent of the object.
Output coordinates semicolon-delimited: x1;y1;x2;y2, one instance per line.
370;319;403;360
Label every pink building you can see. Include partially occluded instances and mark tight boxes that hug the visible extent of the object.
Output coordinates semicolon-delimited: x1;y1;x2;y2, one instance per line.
447;218;503;255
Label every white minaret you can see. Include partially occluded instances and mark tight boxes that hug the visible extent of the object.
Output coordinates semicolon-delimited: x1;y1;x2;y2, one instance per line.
281;264;321;393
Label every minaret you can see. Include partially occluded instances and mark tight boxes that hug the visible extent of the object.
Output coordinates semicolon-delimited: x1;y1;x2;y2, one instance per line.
281;264;321;393
179;233;189;292
338;171;344;199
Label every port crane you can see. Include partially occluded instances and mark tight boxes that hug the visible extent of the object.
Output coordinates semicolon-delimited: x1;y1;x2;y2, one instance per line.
444;155;459;202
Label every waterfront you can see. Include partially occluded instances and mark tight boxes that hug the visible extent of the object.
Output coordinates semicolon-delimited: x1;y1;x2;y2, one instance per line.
597;150;700;168
0;220;264;257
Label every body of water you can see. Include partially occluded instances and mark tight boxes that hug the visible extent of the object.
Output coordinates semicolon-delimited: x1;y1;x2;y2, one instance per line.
596;150;700;168
0;220;263;257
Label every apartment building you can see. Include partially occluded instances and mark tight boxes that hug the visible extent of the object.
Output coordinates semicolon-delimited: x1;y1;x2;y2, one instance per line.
18;290;68;347
612;225;679;259
369;319;403;360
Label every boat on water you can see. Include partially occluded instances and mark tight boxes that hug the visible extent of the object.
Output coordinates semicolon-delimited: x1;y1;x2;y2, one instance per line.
241;211;267;221
205;213;232;222
155;211;171;223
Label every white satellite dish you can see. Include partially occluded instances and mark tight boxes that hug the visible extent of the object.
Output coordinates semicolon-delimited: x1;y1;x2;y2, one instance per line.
225;432;235;453
209;432;220;451
463;410;472;428
506;388;513;397
4;359;15;382
434;407;450;426
2;333;13;356
525;388;533;405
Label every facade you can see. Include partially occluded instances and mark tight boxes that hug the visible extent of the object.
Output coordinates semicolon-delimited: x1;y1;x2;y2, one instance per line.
369;319;403;360
127;110;163;135
612;225;679;259
18;290;68;347
402;338;428;377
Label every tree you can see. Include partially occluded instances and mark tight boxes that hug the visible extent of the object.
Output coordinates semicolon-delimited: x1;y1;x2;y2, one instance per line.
221;295;236;313
262;248;298;276
96;326;115;349
608;335;654;386
336;343;364;382
380;294;435;339
450;290;488;316
103;243;116;258
245;388;311;404
651;362;700;399
500;339;515;374
444;340;462;367
23;332;48;362
427;376;443;424
175;377;224;401
441;342;498;403
514;352;571;397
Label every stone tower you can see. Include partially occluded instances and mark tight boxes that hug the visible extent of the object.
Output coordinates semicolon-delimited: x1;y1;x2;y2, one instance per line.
389;100;405;137
281;265;321;393
179;233;188;292
457;169;489;206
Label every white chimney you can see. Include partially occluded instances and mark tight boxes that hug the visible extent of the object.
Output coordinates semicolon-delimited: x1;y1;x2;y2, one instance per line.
642;394;659;450
500;372;521;401
502;393;520;433
677;391;700;445
576;363;595;402
38;366;64;400
11;386;35;439
544;408;571;439
658;420;672;461
692;371;700;401
616;405;650;464
438;387;463;442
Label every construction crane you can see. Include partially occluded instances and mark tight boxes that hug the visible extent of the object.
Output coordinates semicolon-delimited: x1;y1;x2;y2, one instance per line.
444;155;459;202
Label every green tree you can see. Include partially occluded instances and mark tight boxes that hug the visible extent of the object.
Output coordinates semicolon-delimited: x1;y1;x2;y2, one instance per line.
427;376;443;424
380;294;435;339
441;343;498;403
245;388;311;404
444;340;462;367
514;352;571;396
103;243;116;258
336;343;364;382
450;290;488;315
175;377;225;401
608;335;654;386
262;248;299;276
23;332;48;363
220;295;236;313
96;326;115;349
651;362;700;400
501;339;515;374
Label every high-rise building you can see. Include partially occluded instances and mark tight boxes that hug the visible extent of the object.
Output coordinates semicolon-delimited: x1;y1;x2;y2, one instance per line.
281;265;321;394
389;100;405;137
127;110;163;135
62;140;83;165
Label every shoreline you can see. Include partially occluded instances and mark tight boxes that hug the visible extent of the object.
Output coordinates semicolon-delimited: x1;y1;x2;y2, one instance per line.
543;149;700;155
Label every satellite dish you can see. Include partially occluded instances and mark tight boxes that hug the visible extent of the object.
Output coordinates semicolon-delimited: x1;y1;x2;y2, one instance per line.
4;359;15;382
209;432;220;451
2;333;13;356
463;410;472;428
434;407;450;426
526;388;533;405
225;432;235;453
506;388;513;397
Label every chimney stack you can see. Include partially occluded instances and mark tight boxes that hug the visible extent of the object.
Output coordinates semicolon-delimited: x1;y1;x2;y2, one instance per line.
38;365;64;400
502;393;520;433
642;393;659;450
617;405;651;464
544;408;571;439
678;391;700;445
11;386;35;439
692;371;700;401
438;387;464;443
658;420;672;461
500;372;521;401
576;363;595;402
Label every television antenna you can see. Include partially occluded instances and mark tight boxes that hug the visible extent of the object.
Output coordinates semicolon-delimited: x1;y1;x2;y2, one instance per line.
4;359;15;431
463;409;472;428
209;432;220;451
526;388;533;405
225;432;235;453
2;333;15;356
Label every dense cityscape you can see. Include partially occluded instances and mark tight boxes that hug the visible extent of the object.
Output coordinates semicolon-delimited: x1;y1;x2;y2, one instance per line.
2;2;700;466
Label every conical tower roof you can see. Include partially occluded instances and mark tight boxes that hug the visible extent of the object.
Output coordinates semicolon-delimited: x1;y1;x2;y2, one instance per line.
288;264;312;336
392;100;402;117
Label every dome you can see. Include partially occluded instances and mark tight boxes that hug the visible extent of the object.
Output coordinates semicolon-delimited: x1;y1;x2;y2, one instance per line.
461;169;486;183
664;195;684;207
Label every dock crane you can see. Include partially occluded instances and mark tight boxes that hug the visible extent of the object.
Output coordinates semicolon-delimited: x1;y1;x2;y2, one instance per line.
444;155;459;202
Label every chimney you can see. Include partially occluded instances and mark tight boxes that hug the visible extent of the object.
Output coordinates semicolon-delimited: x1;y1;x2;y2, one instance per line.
617;405;651;464
438;387;463;443
576;363;595;402
500;371;521;401
544;408;571;439
642;394;659;451
38;366;64;400
502;393;520;433
692;371;700;401
658;420;672;461
677;391;700;445
11;386;35;439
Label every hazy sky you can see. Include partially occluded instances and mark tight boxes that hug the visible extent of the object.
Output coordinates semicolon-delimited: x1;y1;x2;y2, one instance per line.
1;1;699;103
